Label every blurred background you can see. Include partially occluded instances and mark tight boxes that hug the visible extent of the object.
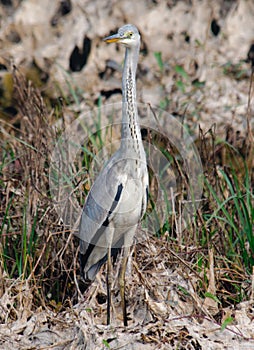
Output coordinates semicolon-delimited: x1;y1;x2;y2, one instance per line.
1;0;254;130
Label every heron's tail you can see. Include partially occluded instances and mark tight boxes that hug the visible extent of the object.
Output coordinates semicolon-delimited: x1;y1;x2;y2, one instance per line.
79;245;123;293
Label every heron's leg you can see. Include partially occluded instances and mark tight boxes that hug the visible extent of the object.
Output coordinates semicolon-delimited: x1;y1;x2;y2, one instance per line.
106;245;112;325
119;247;129;326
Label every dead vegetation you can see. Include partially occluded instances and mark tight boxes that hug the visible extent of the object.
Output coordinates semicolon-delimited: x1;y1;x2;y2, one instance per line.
1;1;254;349
0;65;254;349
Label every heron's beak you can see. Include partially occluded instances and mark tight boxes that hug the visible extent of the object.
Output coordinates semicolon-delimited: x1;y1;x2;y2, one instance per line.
103;33;121;43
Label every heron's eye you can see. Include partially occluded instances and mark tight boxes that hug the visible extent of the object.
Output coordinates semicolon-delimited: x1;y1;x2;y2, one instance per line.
128;32;133;38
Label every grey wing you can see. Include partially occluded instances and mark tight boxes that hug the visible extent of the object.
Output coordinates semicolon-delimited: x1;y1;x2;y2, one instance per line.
79;164;124;282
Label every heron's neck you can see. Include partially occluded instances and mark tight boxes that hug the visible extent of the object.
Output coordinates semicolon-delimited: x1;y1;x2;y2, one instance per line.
121;45;143;155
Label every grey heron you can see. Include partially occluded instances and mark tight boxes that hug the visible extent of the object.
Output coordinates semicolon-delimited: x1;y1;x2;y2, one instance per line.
79;24;148;326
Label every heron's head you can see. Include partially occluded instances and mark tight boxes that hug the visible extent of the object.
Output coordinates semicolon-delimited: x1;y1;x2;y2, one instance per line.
103;24;140;48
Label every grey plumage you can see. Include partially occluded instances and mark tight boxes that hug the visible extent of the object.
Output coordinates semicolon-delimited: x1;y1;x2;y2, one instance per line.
79;24;148;325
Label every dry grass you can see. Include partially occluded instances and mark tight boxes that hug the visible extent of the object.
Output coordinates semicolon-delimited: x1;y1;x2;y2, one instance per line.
0;68;254;348
1;69;79;315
